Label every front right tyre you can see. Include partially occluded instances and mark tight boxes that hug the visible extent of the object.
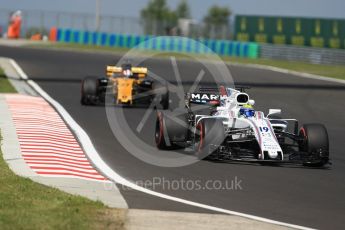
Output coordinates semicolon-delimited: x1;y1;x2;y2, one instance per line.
81;76;99;105
299;123;329;167
195;118;225;160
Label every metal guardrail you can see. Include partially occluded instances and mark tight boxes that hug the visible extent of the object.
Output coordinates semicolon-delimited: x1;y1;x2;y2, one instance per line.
261;43;345;65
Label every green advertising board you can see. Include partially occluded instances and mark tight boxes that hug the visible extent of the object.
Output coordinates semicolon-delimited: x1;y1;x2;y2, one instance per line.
235;15;345;49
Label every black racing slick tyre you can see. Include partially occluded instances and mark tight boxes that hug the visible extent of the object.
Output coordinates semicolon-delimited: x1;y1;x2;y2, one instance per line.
299;123;329;167
81;77;99;105
155;111;169;149
153;83;169;110
155;110;188;150
195;118;225;160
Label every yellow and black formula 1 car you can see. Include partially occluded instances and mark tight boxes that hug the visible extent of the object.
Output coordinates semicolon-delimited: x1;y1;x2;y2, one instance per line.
81;63;169;109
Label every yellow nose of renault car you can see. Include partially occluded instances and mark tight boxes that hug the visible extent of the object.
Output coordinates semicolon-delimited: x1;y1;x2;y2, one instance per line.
116;78;134;104
81;63;169;109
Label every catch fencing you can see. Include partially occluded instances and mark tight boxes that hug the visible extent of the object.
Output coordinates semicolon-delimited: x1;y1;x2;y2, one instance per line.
0;8;231;39
2;8;345;64
0;8;143;37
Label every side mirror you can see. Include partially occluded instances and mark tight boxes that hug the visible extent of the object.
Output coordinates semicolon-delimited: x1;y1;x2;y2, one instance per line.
267;109;281;117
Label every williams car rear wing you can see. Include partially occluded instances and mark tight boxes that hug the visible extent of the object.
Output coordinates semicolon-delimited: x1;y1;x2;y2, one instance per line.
188;85;251;105
187;87;224;105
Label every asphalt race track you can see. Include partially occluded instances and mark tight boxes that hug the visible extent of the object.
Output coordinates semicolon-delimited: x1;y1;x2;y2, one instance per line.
1;46;345;229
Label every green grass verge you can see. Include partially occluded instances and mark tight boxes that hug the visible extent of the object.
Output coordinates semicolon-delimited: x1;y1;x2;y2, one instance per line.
0;68;17;93
0;133;125;230
27;42;345;81
26;42;131;55
222;57;345;80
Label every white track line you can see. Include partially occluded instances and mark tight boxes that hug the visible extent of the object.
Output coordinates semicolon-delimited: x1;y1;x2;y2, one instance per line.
9;58;315;230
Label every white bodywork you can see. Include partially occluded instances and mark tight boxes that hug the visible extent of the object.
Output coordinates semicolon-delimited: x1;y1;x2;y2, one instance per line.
195;88;284;160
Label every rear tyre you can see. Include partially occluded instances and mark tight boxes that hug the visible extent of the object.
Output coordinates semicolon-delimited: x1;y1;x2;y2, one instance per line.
153;83;169;110
195;119;225;160
155;111;169;149
81;77;99;105
299;123;329;167
155;110;188;150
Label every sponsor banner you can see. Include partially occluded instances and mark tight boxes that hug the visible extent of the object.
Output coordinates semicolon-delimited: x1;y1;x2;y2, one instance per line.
235;15;345;49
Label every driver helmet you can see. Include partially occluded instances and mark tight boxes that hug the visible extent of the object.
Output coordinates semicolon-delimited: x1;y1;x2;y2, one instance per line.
242;103;253;109
239;106;255;118
122;63;132;77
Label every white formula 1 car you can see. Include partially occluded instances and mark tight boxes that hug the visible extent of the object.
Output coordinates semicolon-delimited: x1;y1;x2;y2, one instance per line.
155;86;330;167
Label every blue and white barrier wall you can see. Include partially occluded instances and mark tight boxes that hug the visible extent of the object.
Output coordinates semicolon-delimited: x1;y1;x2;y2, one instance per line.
53;28;260;59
